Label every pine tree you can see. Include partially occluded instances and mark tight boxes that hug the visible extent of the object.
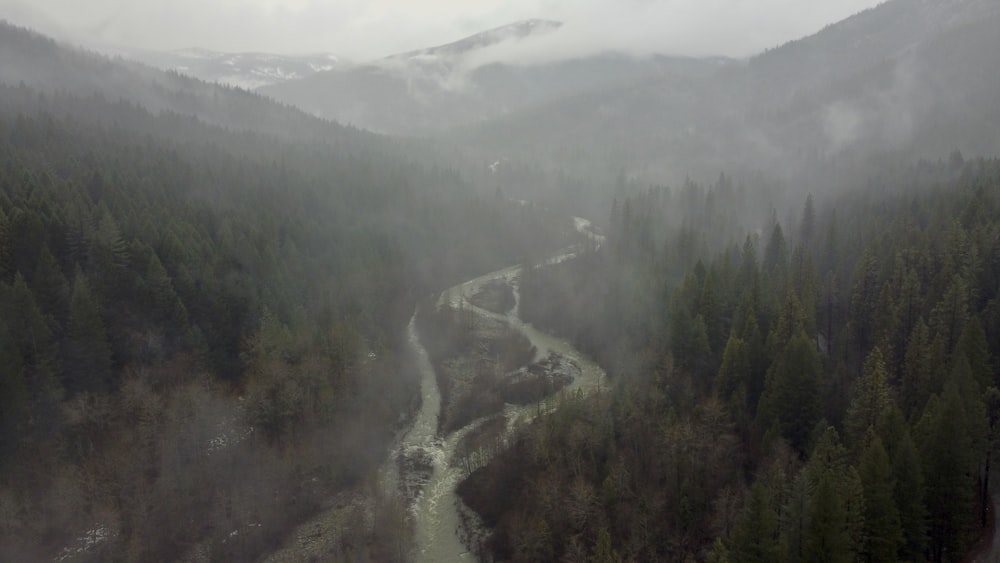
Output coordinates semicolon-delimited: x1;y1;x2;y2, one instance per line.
849;247;879;365
892;428;927;561
918;384;975;562
758;332;822;453
5;273;54;368
956;317;992;391
730;482;781;563
790;246;818;336
733;290;766;412
700;267;724;354
145;251;185;324
902;319;934;417
844;347;893;449
715;335;749;412
930;274;969;362
0;206;11;280
764;223;789;279
767;290;807;354
762;223;790;324
781;472;810;563
859;434;903;562
593;527;621;563
64;271;113;394
32;244;70;328
803;427;867;559
0;321;28;457
804;472;852;563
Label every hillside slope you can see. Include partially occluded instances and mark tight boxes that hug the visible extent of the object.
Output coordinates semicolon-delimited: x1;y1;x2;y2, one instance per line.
451;0;1000;187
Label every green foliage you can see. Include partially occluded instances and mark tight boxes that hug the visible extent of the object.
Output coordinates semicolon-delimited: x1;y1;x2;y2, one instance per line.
757;332;822;454
715;334;749;410
804;472;853;563
0;322;28;457
890;427;928;560
0;75;576;558
729;483;781;563
858;434;903;562
65;272;113;394
844;347;892;449
494;157;1000;563
918;384;976;561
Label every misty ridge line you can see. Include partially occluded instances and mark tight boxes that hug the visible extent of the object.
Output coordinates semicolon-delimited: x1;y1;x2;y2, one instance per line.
4;0;885;62
1;1;1000;562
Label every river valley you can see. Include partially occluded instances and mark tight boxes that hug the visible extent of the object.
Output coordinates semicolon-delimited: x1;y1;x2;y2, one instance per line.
386;223;607;562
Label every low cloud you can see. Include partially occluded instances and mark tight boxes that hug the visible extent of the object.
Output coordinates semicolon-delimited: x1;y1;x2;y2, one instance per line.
465;0;886;67
4;0;882;61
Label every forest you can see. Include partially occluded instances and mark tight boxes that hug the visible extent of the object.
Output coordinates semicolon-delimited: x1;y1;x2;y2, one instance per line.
0;81;573;560
460;156;1000;562
3;1;1000;560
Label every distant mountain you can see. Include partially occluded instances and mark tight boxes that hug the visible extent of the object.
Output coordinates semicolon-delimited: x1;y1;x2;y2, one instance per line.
448;0;1000;187
0;21;375;147
389;19;562;61
124;48;345;90
257;20;712;135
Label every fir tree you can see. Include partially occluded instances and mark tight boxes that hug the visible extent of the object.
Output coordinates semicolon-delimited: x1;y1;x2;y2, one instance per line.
859;434;903;562
64;271;113;394
730;482;781;563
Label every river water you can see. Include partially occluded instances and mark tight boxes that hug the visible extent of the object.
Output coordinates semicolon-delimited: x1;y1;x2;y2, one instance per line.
383;220;607;562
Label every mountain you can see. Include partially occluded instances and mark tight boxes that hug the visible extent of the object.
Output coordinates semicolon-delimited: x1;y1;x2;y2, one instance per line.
122;48;345;90
257;20;711;135
0;19;581;562
448;0;1000;189
389;18;562;61
0;2;344;90
0;21;377;147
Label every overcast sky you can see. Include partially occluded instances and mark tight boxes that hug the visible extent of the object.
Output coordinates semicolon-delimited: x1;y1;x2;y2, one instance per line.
1;0;885;60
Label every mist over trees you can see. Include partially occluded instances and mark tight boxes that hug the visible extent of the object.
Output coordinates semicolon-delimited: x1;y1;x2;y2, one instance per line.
0;23;574;560
463;157;1000;562
2;0;1000;561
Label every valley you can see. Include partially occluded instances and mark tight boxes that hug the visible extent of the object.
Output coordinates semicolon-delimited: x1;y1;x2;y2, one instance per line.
1;1;1000;561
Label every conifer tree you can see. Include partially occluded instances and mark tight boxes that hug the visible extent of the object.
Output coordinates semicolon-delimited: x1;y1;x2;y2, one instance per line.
715;334;749;413
902;319;934;417
730;482;781;563
65;270;113;394
956;317;992;391
758;332;822;453
918;384;975;562
804;472;852;563
0;206;11;280
892;429;927;561
0;321;28;456
859;434;902;562
32;244;70;327
845;347;893;448
849;247;879;364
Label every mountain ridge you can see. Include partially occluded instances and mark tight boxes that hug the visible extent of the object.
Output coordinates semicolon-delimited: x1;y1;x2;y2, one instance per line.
442;0;1000;192
389;18;563;62
256;18;710;135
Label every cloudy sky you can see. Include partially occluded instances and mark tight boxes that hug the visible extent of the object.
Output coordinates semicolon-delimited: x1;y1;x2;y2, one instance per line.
1;0;884;60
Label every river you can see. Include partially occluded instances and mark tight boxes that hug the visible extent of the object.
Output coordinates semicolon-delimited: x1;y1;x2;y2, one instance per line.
383;219;607;562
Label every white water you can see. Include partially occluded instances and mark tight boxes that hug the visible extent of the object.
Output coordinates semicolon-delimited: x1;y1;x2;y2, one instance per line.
384;219;607;562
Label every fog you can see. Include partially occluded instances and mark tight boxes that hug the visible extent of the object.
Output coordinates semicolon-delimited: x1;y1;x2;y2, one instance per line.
462;0;884;68
4;0;881;60
2;0;1000;561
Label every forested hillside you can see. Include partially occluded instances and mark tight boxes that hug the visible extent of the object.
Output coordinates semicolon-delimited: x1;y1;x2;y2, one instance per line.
461;156;1000;562
0;21;378;147
4;3;1000;562
0;61;572;560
